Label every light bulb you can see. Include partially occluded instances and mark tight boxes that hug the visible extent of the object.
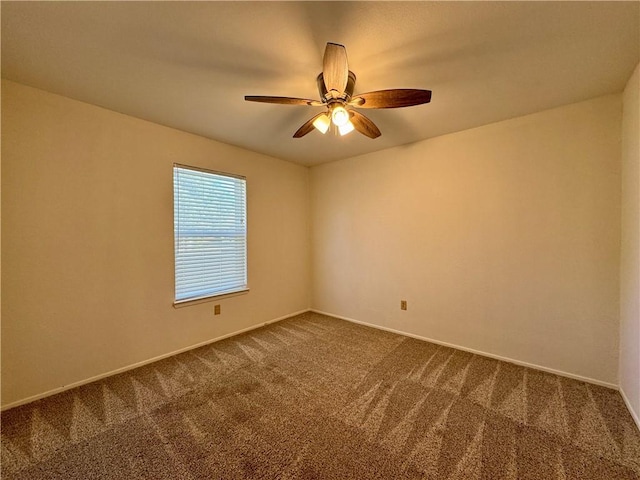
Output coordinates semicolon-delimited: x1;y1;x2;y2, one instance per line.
331;106;350;127
338;121;355;136
312;114;331;134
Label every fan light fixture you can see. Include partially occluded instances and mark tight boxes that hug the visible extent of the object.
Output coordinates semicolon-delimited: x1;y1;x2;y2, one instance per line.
338;121;355;136
331;105;354;135
312;114;331;134
310;106;355;135
331;105;350;126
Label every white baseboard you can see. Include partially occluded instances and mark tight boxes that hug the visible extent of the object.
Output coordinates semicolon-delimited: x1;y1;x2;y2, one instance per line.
1;309;309;411
620;386;640;431
4;308;626;413
311;309;618;390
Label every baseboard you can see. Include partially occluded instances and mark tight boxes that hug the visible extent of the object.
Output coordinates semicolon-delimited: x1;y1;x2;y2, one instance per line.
311;309;618;390
620;386;640;431
1;309;310;411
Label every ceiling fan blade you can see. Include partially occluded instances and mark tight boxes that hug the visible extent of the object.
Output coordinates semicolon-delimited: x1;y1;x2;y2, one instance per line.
323;43;348;97
245;96;323;106
350;110;381;139
293;113;326;138
349;89;432;109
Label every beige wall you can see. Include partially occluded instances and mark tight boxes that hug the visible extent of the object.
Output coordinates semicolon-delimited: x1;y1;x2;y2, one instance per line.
1;78;630;407
311;95;622;385
620;62;640;424
1;80;311;407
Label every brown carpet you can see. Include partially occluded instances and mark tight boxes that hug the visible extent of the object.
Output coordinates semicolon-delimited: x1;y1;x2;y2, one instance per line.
2;312;639;479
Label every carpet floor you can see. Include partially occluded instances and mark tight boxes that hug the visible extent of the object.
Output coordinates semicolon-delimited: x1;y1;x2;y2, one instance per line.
2;312;639;479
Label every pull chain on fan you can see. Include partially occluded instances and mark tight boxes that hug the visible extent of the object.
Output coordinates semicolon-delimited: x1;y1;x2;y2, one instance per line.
245;42;432;139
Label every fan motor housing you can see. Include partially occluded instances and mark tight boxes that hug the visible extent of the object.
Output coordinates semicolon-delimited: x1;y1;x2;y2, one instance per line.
317;71;356;102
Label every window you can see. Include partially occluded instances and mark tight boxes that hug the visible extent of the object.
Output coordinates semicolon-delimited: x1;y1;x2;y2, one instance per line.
173;164;247;304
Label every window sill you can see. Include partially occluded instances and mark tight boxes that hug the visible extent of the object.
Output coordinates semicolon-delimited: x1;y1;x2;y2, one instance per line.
173;288;250;308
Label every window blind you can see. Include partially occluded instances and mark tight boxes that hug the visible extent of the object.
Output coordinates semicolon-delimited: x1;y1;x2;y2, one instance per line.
173;165;247;303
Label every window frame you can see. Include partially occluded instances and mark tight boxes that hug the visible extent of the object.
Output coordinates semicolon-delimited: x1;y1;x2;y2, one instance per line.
172;163;249;307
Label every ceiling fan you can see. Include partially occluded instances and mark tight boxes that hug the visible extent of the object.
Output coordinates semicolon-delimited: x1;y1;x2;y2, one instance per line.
245;43;432;139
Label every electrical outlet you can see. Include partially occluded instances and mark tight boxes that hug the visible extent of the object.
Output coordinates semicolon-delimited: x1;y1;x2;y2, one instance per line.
214;304;221;315
401;300;407;310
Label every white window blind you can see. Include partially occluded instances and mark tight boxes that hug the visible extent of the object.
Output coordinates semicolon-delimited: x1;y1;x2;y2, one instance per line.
173;164;247;303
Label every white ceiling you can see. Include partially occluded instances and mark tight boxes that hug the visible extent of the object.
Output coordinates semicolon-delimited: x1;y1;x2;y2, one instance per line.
2;2;638;166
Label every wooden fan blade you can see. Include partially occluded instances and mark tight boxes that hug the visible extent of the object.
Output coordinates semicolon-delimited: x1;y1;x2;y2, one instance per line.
350;110;381;139
349;89;432;109
293;113;325;138
245;96;323;106
323;43;348;97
